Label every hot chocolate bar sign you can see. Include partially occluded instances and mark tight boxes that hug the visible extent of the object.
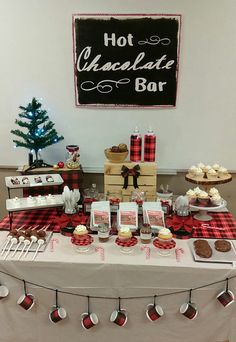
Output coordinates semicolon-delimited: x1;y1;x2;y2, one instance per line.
73;14;181;107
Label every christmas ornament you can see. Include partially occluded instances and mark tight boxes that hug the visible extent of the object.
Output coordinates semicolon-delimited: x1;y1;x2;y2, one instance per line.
57;161;64;168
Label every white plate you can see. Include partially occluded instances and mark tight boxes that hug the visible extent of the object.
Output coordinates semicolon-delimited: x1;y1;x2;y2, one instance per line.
189;238;236;264
6;194;64;211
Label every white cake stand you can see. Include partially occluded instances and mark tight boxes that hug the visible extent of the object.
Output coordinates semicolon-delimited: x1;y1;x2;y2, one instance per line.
190;200;226;221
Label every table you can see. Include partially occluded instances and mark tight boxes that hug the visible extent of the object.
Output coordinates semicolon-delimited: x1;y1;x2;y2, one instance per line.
0;232;236;342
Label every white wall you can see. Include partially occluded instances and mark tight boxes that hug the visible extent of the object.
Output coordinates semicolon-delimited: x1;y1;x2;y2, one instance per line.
0;0;236;172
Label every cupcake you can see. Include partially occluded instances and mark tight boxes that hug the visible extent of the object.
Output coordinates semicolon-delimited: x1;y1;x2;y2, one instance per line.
118;227;132;241
209;187;219;197
197;191;210;205
218;167;228;178
212;163;220;171
197;162;205;170
158;228;173;243
194;168;204;178
73;225;89;240
193;187;201;196
207;168;218;180
188;165;197;175
186;189;197;201
202;165;212;173
211;194;222;206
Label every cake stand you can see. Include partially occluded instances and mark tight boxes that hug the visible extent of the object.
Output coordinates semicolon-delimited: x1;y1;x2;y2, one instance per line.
189;200;227;221
185;173;232;192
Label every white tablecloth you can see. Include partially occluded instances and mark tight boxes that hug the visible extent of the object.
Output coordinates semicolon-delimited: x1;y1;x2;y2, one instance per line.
0;231;236;342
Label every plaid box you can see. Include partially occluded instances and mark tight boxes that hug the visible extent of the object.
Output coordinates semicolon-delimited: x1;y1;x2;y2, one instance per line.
144;135;156;162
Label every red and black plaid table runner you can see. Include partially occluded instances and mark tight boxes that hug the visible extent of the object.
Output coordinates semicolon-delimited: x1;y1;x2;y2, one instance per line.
0;209;88;232
1;209;236;240
166;212;236;240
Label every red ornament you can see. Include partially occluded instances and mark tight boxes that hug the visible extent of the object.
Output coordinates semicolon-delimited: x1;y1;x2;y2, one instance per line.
57;161;64;168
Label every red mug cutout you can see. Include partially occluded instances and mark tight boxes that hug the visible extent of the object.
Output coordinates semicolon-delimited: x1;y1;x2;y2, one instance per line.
49;306;67;323
17;293;35;311
217;290;235;307
110;309;127;326
180;302;198;320
81;313;99;329
146;304;164;322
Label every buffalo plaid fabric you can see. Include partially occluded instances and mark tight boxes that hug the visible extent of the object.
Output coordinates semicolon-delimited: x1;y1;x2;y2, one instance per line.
192;212;236;239
130;135;142;161
144;135;156;162
0;209;63;231
22;169;83;197
166;212;236;240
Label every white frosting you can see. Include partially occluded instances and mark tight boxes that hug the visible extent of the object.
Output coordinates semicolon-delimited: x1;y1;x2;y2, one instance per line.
209;187;219;196
198;191;208;198
212;163;220;171
186;189;195;197
195;168;203;175
159;228;171;236
189;166;197;173
204;165;212;171
119;227;131;233
197;162;205;169
74;225;87;233
193;187;201;195
212;194;221;201
218;167;228;173
207;168;217;175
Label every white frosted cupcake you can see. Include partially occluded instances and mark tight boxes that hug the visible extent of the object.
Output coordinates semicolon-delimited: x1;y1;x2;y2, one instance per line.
188;165;197;175
212;163;220;171
186;189;196;200
158;228;173;243
193;187;201;196
195;168;204;178
207;168;218;179
197;162;205;170
209;187;219;197
198;191;210;205
203;165;212;173
73;225;89;240
118;227;132;241
218;167;228;178
211;194;222;206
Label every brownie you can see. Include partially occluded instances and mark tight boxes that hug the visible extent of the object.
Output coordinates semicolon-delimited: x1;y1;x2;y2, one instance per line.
214;240;231;252
194;239;212;258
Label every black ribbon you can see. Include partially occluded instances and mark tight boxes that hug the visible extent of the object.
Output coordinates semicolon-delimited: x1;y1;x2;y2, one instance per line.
121;165;140;189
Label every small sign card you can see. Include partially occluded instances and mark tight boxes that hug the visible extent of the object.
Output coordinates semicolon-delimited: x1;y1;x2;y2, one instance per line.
118;202;138;230
143;202;165;231
90;201;111;230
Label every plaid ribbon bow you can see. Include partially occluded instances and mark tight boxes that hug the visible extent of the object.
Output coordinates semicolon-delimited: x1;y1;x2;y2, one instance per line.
54;213;88;228
166;215;194;233
121;165;140;189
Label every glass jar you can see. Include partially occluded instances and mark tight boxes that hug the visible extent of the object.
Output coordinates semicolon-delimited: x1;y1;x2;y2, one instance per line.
140;224;152;244
65;145;80;169
106;190;122;204
131;190;146;204
98;223;110;242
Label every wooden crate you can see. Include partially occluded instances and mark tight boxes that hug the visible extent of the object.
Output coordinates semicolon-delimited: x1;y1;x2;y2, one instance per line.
104;161;157;202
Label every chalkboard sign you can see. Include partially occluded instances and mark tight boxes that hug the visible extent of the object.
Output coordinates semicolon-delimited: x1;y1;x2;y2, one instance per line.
72;14;181;107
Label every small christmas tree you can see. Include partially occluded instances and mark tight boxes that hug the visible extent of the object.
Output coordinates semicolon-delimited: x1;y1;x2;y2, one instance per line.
11;97;64;169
